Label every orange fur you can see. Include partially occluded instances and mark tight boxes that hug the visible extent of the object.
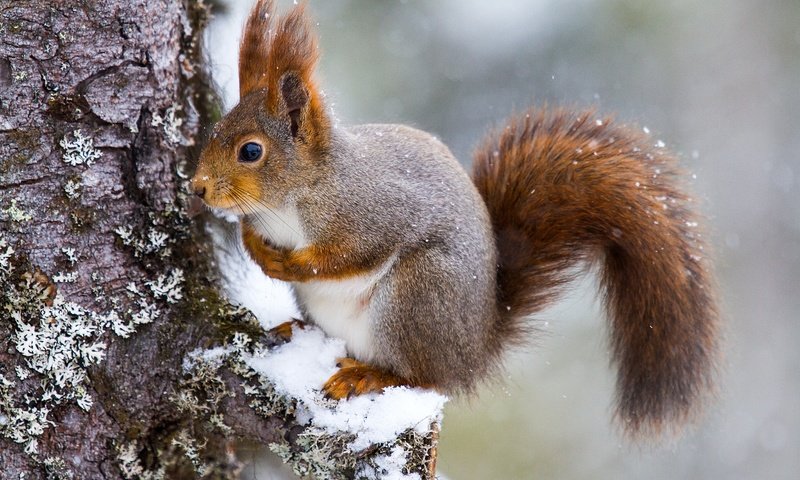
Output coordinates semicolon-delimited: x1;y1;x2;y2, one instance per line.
267;319;305;343
472;107;720;438
323;357;417;400
238;0;329;149
238;0;274;97
241;220;381;282
203;1;722;443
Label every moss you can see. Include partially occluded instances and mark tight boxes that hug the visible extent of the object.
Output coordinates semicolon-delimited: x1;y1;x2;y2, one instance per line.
0;153;27;174
69;207;96;233
2;129;39;172
46;94;89;122
8;128;39;152
112;74;131;91
203;92;223;125
180;281;264;342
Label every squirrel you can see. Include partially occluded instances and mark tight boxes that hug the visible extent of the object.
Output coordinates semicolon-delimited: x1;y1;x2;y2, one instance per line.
191;0;719;439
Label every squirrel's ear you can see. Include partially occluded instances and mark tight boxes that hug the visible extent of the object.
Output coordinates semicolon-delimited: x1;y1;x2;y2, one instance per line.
280;72;308;139
239;0;275;97
267;3;329;147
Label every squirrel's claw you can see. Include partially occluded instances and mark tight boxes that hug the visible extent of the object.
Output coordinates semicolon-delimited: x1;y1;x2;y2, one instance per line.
263;318;305;348
323;358;408;400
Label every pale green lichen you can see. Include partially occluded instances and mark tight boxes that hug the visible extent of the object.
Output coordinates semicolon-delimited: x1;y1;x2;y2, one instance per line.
0;256;166;459
146;268;185;304
356;446;422;480
229;331;251;350
43;456;74;479
57;31;73;43
113;225;135;243
3;199;33;222
51;271;78;283
114;224;175;259
174;348;233;425
117;441;166;480
147;230;170;252
14;366;30;381
63;179;82;200
151;105;185;145
171;430;208;476
270;427;358;478
12;68;28;82
0;237;14;278
11;295;108;398
166;344;247;476
59;130;102;167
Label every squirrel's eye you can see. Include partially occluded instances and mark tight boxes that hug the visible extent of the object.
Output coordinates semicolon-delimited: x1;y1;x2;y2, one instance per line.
238;142;263;163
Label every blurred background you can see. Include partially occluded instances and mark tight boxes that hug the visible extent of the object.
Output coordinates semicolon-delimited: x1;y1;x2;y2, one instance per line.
206;1;800;478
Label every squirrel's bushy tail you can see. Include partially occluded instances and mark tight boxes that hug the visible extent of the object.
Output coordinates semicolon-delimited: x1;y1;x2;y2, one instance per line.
472;107;719;439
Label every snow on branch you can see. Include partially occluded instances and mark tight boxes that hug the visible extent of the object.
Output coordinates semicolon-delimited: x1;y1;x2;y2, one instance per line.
184;325;445;479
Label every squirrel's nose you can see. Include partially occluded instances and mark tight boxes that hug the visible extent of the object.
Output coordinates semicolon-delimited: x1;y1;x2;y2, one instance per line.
190;175;209;199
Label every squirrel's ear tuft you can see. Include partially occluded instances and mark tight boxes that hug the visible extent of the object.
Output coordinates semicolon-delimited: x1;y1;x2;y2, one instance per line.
267;2;329;147
239;0;275;97
238;0;329;147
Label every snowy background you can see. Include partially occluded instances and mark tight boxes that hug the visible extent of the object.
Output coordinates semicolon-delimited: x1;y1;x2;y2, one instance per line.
206;0;800;478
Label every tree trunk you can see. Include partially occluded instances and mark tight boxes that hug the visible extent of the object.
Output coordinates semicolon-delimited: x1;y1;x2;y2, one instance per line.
0;0;232;476
1;1;440;478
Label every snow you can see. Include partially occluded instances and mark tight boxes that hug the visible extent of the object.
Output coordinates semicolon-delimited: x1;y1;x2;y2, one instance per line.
243;326;447;451
357;446;422;480
210;218;299;328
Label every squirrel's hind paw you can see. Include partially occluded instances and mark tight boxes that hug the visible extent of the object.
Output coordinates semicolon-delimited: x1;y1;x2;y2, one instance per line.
323;358;410;400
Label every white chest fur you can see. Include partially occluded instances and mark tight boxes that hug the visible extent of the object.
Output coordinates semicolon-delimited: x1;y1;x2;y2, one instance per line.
248;203;391;361
294;255;396;362
294;273;380;361
249;203;307;250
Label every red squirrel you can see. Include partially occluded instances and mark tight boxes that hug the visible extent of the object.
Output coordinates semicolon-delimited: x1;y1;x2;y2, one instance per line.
191;0;719;439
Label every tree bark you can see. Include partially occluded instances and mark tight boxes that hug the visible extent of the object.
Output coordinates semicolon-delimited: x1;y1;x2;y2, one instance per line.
0;0;233;476
1;1;440;478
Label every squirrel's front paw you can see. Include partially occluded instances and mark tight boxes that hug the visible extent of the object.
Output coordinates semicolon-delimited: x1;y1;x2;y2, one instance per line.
323;358;408;400
264;319;305;348
245;241;292;279
242;229;306;282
